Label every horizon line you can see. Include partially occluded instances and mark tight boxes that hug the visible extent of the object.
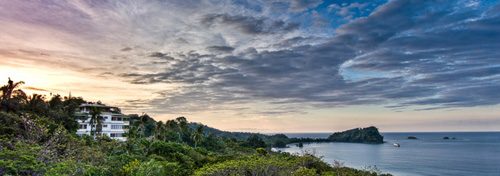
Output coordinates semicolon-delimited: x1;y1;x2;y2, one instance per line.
261;130;500;134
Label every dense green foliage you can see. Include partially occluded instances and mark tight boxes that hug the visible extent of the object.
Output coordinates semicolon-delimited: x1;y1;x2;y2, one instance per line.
195;154;391;176
0;78;391;175
328;127;384;144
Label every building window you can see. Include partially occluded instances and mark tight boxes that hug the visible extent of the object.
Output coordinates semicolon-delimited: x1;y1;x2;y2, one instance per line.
79;124;87;129
92;125;105;128
112;116;122;121
111;125;122;129
110;133;123;137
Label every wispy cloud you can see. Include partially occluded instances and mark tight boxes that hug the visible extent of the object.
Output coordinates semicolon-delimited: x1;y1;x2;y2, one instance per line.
1;0;500;129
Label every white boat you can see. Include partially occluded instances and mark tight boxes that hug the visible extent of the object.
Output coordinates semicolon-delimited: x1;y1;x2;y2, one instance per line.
393;143;400;147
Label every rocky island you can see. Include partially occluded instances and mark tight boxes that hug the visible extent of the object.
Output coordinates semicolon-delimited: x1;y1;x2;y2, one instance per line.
328;126;384;144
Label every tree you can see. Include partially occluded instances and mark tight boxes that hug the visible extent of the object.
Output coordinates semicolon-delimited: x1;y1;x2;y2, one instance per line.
0;78;24;101
191;125;204;148
245;134;266;148
176;117;191;143
48;95;63;110
273;140;287;148
89;106;102;137
165;119;180;141
0;78;26;112
137;113;153;138
176;116;188;134
96;115;104;137
164;120;181;142
60;96;85;133
154;121;166;140
26;94;48;116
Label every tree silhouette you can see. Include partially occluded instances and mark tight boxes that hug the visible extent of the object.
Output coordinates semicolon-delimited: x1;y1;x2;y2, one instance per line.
26;94;48;116
0;78;26;112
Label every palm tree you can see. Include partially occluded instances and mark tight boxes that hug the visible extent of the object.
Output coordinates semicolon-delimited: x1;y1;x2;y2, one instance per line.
176;116;188;142
89;106;102;138
1;78;26;112
191;125;204;148
96;115;104;136
26;94;48;115
1;78;25;100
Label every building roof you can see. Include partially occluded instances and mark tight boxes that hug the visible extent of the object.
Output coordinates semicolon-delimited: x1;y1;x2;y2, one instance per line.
78;102;122;113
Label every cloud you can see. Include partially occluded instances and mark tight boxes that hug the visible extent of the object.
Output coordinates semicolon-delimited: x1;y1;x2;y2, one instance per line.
201;13;300;35
290;0;323;12
24;86;49;92
206;45;235;53
117;0;500;114
120;47;132;52
328;2;369;19
335;0;500;108
149;52;175;61
2;0;500;116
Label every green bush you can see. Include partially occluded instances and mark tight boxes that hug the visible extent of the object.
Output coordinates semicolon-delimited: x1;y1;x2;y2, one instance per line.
194;154;324;176
0;142;46;175
45;160;109;176
121;159;181;176
322;167;392;176
293;167;317;176
256;147;268;156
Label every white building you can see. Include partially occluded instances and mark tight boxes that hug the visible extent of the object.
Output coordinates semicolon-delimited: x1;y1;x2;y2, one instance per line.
75;103;129;141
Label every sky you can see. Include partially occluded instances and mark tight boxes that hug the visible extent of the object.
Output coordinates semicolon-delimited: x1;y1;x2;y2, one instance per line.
1;0;500;132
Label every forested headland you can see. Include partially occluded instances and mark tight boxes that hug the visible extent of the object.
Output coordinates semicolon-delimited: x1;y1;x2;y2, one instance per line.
0;78;390;176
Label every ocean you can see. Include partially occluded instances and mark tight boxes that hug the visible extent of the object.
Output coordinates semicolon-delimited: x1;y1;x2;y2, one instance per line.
277;132;500;176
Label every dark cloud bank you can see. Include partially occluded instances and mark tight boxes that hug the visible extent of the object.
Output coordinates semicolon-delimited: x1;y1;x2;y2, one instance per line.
122;0;500;113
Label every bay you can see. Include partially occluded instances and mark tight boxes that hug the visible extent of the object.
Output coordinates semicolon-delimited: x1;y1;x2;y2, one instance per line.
277;132;500;176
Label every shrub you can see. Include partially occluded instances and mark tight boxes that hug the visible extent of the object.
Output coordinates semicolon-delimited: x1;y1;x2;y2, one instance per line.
293;167;317;176
45;160;109;176
122;159;181;176
194;153;332;176
256;147;268;156
0;142;46;175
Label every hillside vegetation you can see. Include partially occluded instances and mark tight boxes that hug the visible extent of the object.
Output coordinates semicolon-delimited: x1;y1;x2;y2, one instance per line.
0;78;390;175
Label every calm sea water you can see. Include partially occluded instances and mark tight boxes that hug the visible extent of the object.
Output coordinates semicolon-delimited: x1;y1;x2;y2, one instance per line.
277;132;500;176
